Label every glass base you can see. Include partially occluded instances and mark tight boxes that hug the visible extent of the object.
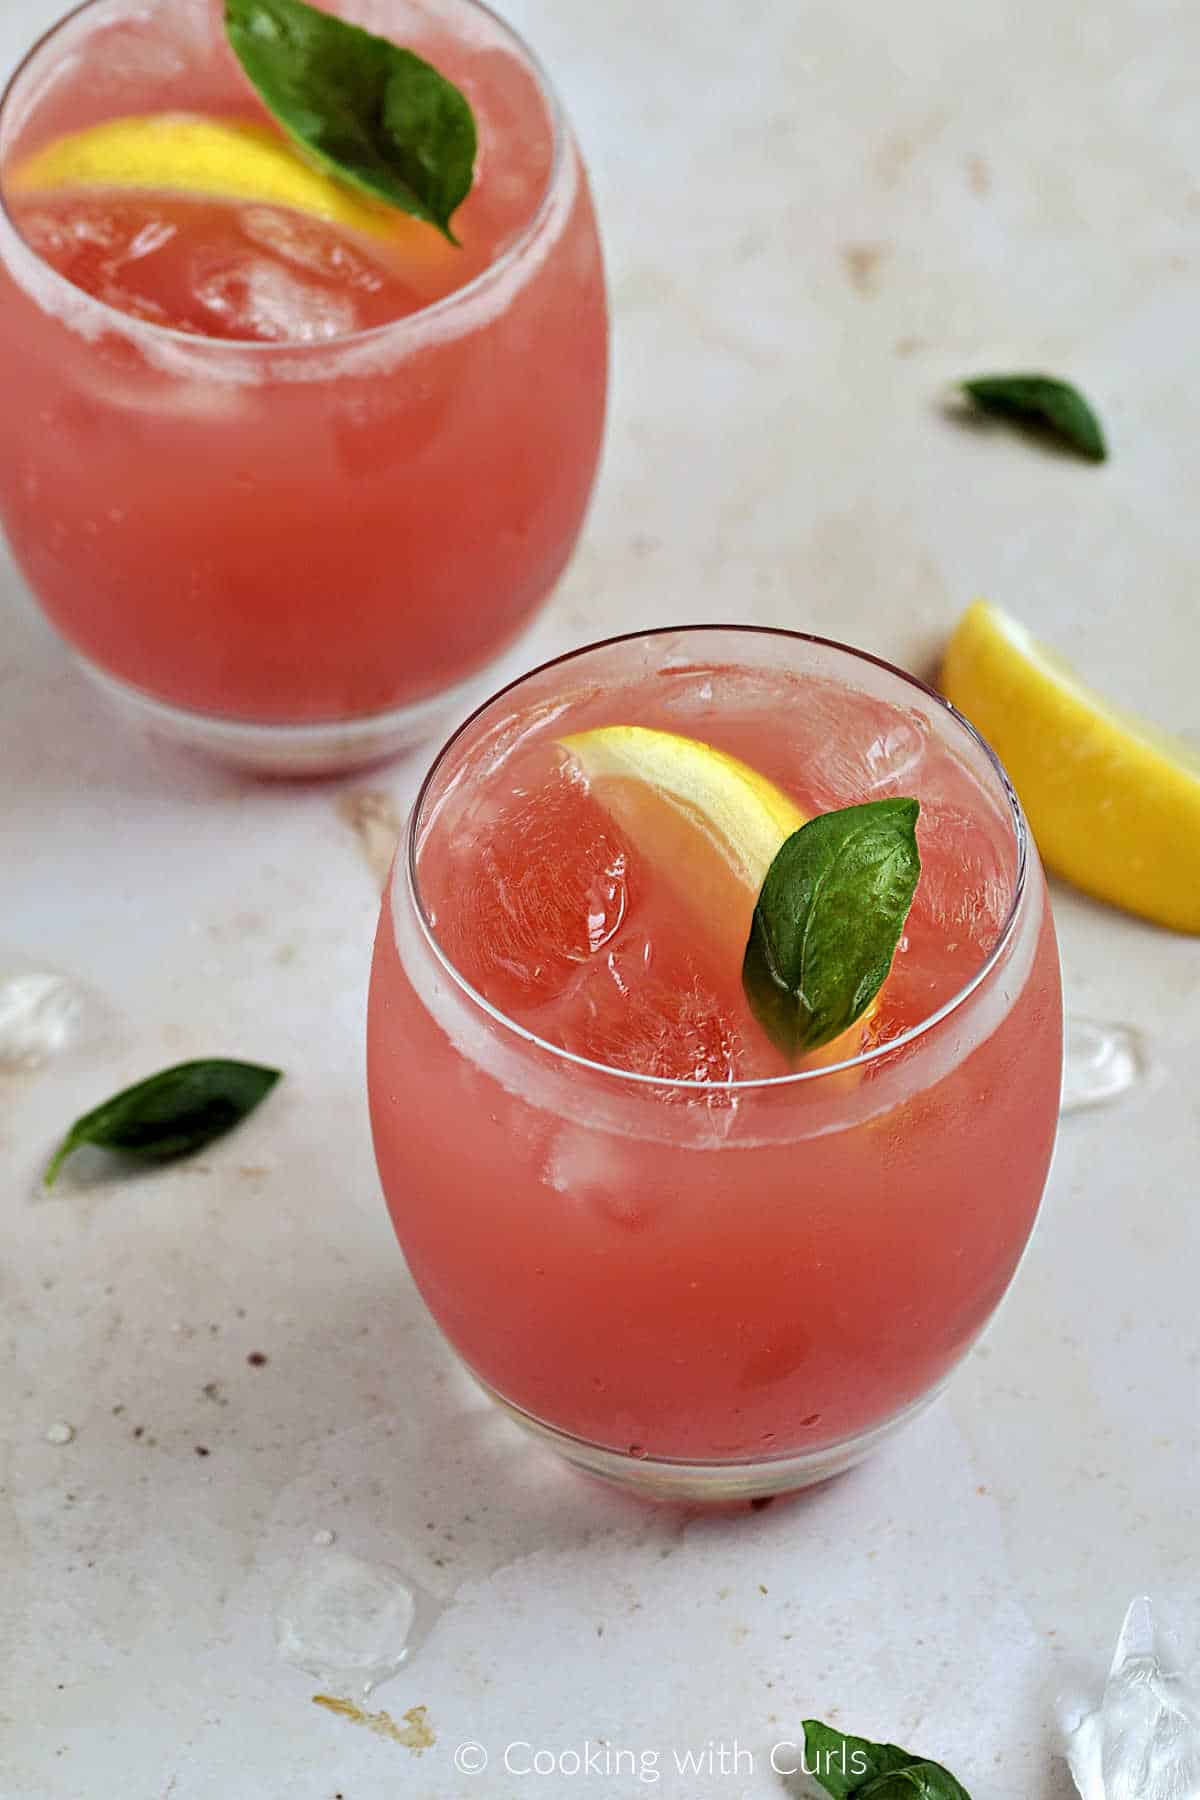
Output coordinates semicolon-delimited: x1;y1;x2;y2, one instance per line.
476;1377;945;1503
76;656;491;777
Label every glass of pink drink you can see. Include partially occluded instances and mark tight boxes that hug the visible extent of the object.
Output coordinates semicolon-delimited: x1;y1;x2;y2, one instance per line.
0;0;606;772
368;627;1063;1500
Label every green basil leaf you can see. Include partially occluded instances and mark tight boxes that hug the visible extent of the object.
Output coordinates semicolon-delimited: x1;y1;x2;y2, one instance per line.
224;0;477;242
961;373;1107;462
742;798;921;1060
801;1722;921;1798
862;1768;975;1800
44;1059;281;1187
802;1721;973;1800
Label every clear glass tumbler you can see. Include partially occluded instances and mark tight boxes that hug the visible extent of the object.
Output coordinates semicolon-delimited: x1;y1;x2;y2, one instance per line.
0;0;607;772
368;627;1064;1500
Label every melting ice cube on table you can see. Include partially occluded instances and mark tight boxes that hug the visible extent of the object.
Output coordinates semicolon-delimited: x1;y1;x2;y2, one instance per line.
1061;1017;1146;1114
275;1548;424;1697
1065;1598;1200;1800
0;970;85;1069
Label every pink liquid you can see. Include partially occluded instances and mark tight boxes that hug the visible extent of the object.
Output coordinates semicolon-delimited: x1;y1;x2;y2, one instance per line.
368;641;1063;1470
0;0;606;726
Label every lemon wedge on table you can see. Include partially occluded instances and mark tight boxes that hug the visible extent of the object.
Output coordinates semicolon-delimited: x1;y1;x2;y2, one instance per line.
7;115;448;256
941;600;1200;933
559;725;876;1064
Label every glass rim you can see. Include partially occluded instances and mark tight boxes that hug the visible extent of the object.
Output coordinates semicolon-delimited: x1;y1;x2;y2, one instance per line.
403;622;1033;1093
0;0;568;356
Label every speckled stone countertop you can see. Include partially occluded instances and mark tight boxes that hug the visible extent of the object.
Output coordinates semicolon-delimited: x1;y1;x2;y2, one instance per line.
2;0;1197;1794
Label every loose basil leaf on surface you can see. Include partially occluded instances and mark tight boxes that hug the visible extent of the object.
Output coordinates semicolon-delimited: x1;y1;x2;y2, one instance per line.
225;0;477;241
960;373;1107;462
802;1720;974;1800
742;798;921;1060
44;1059;281;1187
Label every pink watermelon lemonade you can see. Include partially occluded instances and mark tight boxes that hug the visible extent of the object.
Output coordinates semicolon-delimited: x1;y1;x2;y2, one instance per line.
368;628;1063;1499
0;0;606;769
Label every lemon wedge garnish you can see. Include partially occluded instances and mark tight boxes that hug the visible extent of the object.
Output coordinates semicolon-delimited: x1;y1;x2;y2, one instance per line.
942;600;1200;933
560;725;806;944
559;725;878;1064
7;115;447;255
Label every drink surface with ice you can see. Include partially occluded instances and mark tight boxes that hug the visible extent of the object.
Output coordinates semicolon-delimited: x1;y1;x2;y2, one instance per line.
368;638;1063;1481
0;0;607;736
15;193;446;343
420;671;1015;1082
4;1;555;342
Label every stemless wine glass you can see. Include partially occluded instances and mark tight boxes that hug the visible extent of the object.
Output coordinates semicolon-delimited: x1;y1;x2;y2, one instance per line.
367;626;1064;1501
0;0;607;773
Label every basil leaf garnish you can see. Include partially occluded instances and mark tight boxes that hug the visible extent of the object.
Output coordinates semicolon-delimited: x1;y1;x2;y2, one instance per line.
860;1773;975;1799
44;1059;281;1187
961;373;1107;462
742;798;920;1060
224;0;477;242
802;1720;974;1800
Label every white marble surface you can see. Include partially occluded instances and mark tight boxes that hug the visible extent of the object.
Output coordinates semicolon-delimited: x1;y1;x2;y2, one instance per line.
2;0;1198;1795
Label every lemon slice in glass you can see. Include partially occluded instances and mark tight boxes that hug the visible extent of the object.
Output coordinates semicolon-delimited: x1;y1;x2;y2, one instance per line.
560;725;806;943
7;115;449;258
559;724;877;1064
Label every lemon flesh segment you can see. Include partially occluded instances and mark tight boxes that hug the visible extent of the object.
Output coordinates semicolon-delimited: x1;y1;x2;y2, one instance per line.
558;724;872;1066
941;600;1200;934
560;724;806;904
7;115;450;260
